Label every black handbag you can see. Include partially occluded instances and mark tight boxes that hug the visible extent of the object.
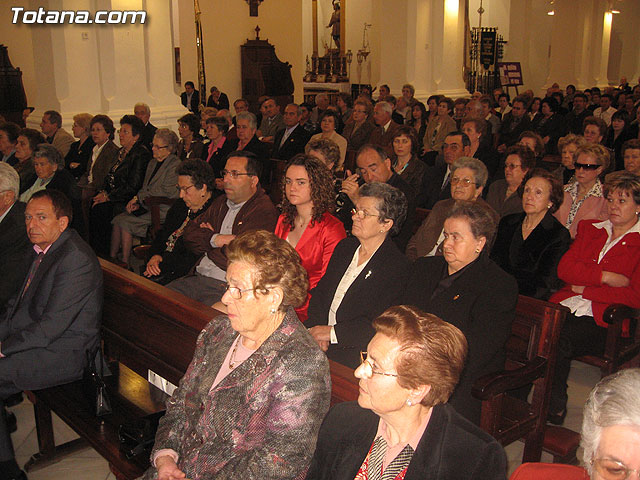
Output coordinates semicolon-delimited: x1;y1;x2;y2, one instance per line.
82;349;112;417
118;411;165;458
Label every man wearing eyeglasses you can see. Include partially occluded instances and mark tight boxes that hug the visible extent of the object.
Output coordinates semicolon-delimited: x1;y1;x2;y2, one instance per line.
165;151;278;306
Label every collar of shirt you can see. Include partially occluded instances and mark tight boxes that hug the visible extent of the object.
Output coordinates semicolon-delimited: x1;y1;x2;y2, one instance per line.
565;178;603;201
382;119;392;133
2;150;16;162
376;408;432;458
33;243;53;255
593;218;640;238
226;198;247;211
0;201;16;224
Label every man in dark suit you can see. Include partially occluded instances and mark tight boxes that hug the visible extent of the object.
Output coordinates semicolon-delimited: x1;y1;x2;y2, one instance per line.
180;81;201;115
134;102;157;151
339;144;415;252
0;189;102;480
497;96;531;153
419;131;471;208
272;104;310;160
0;164;31;317
368;101;401;156
206;86;230;110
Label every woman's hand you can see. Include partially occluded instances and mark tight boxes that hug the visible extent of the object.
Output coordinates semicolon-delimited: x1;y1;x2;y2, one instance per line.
200;222;214;231
156;455;186;480
92;191;109;206
69;162;80;169
144;255;163;277
571;285;585;294
601;271;630;288
308;325;332;351
126;198;139;213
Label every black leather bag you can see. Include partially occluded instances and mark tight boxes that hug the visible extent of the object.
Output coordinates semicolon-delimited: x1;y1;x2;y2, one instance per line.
82;349;112;417
118;411;165;458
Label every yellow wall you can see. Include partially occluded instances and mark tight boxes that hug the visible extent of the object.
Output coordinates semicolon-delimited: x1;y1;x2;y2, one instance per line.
180;0;303;105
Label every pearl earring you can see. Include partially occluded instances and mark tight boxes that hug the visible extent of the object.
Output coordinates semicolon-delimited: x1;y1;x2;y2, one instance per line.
270;307;276;314
406;399;412;406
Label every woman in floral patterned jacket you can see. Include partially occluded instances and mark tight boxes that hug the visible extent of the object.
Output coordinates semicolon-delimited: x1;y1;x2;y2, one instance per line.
142;230;331;480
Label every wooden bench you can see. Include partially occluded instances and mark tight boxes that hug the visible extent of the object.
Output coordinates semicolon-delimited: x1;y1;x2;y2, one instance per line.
25;259;217;480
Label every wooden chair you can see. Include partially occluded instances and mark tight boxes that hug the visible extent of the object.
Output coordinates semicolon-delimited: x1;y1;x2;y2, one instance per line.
472;295;568;463
145;196;177;240
413;208;430;235
267;158;287;207
576;303;640;377
344;149;357;174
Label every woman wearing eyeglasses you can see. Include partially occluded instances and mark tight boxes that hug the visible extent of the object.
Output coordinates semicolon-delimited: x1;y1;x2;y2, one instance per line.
485;144;536;218
143;159;216;284
275;155;346;322
580;368;640;480
110;129;181;268
143;230;331;480
406;157;498;261
307;182;411;369
402;202;518;425
554;143;610;238
306;305;507;480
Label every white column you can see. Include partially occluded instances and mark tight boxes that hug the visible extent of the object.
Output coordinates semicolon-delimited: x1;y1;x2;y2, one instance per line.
28;0;186;132
431;0;468;97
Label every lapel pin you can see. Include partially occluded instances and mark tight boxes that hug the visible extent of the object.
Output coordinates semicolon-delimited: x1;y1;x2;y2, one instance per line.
453;294;460;300
365;270;372;279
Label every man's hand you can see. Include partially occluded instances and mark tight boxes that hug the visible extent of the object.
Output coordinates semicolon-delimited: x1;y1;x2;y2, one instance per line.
341;170;360;203
214;234;236;247
308;325;332;351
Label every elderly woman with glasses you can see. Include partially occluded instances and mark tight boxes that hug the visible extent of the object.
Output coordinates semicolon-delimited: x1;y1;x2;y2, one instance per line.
486;145;537;219
407;157;498;261
581;368;640;480
548;173;640;425
306;305;507;480
143;230;331;480
554;143;610;238
110;129;181;267
307;182;411;369
403;202;518;424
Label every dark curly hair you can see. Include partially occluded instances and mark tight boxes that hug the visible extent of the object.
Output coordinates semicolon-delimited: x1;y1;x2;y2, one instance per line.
176;158;215;191
178;113;201;136
226;230;308;310
280;154;336;230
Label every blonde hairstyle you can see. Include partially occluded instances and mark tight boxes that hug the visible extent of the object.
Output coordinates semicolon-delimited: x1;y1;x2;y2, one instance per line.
72;113;93;134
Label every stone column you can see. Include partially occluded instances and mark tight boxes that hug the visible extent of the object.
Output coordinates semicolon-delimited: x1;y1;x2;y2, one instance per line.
27;0;186;132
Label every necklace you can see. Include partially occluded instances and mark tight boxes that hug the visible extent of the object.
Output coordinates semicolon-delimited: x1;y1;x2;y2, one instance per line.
228;335;241;369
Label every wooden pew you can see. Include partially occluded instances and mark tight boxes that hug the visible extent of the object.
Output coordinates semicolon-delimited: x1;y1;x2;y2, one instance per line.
25;260;217;480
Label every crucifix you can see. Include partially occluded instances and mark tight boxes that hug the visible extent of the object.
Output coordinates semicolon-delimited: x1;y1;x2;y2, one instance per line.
246;0;263;16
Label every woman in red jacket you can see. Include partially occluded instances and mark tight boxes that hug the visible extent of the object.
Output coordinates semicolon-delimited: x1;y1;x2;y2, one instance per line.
549;172;640;424
275;154;346;322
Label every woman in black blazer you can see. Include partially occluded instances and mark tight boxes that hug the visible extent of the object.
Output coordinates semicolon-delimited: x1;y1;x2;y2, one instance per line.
307;182;410;369
491;168;571;300
402;202;518;425
90;115;151;256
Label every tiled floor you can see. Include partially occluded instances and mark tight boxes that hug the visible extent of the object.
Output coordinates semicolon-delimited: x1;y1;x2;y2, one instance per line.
8;361;603;479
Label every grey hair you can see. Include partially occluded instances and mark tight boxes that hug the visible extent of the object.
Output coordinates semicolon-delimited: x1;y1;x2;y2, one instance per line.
286;103;300;115
581;368;640;475
134;102;151;115
316;93;329;103
153;128;179;154
451;156;489;188
359;182;407;236
236;111;257;130
0;162;20;198
375;101;393;116
34;143;64;168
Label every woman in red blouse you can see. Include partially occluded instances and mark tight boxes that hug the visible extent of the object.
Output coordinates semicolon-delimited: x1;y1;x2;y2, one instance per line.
549;172;640;424
275;154;346;321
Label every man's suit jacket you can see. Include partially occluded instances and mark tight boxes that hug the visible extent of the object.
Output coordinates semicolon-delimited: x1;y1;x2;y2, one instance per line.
206;92;229;110
272;125;310;160
181;90;201;114
0;202;31;314
368;120;401;156
1;229;103;390
418;163;452;209
498;113;531;148
233;134;272;186
306;402;507;480
140;122;157;151
306;236;410;368
491;211;571;300
342;121;374;152
3;151;18;166
259;113;286;139
50;128;75;158
402;255;518;424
